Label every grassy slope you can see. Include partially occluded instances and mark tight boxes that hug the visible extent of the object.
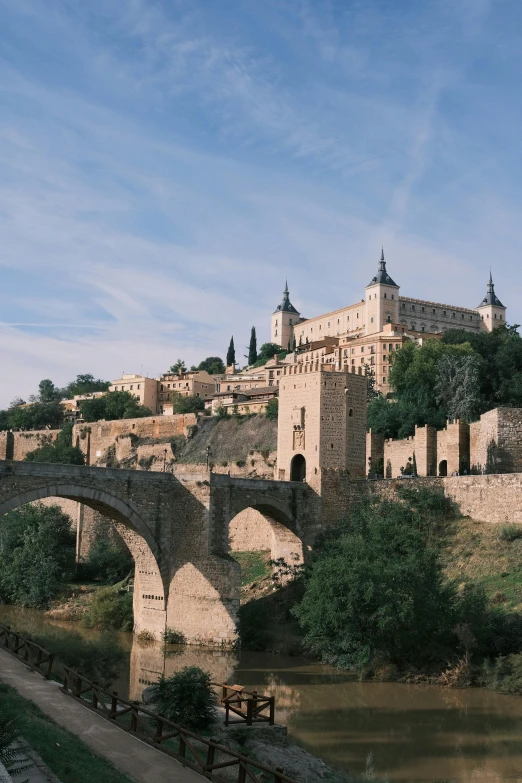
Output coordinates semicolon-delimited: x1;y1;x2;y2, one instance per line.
233;550;272;587
0;684;134;783
441;516;522;610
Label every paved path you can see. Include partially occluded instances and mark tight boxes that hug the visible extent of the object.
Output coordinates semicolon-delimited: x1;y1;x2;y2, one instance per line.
0;649;202;783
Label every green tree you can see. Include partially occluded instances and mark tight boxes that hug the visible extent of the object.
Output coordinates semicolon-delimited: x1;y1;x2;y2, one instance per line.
294;497;456;670
172;395;205;414
265;398;279;420
226;337;236;367
435;353;484;422
82;539;134;584
64;374;110;398
169;359;187;374
7;401;64;431
253;342;287;367
363;364;380;401
80;391;151;422
0;504;76;608
36;379;63;402
148;666;217;730
248;326;258;365
194;357;225;375
24;423;85;465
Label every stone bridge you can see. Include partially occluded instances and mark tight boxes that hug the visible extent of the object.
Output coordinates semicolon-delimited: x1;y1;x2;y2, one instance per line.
3;459;519;645
0;461;312;645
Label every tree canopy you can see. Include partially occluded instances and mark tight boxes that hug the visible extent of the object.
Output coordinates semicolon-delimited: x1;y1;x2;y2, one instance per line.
190;357;225;375
368;325;522;438
294;491;459;670
0;503;76;608
64;374;110;398
80;391;151;422
3;401;64;432
253;342;287;368
172;395;205;414
24;423;85;465
169;359;187;375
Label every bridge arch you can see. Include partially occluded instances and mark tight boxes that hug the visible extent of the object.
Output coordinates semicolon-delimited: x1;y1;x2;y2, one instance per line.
227;494;304;567
0;482;169;639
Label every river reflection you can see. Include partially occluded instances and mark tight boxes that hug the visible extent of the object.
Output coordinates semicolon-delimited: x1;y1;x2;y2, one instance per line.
2;606;522;782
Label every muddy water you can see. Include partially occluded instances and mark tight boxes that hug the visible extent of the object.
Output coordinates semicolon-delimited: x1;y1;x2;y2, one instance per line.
2;605;522;782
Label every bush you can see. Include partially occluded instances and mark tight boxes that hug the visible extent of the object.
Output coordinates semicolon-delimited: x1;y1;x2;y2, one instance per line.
83;539;134;584
148;666;216;730
172;395;205;414
215;404;229;419
480;653;522;694
265;398;278;420
499;524;522;542
0;504;75;608
27;629;124;685
294;497;457;671
83;586;133;631
24;423;85;465
162;628;186;645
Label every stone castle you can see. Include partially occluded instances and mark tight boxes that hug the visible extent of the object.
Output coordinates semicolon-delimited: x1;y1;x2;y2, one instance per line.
271;252;506;394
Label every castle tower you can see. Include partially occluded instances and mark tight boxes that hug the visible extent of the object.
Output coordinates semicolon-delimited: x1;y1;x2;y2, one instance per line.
271;281;300;349
364;249;400;335
276;365;367;490
477;272;506;331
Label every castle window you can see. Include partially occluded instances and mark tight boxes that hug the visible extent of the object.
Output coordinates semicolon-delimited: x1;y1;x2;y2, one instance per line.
411;305;415;311
421;307;424;312
387;315;391;323
421;326;425;332
443;310;447;316
137;384;140;389
371;317;374;323
495;313;497;319
383;377;387;384
452;312;456;318
351;359;355;365
402;303;405;309
328;322;330;327
433;309;436;314
391;294;394;299
470;316;473;320
384;293;387;299
500;314;503;320
289;319;292;325
319;325;321;330
461;314;464;319
357;312;359;318
361;347;364;352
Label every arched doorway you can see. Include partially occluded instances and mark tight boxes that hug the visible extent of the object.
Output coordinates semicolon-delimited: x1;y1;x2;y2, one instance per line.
290;454;306;482
439;460;448;477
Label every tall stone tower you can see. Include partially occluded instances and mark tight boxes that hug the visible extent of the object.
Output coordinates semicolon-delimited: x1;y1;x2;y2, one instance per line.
477;272;506;331
276;364;367;490
365;249;400;335
271;282;300;349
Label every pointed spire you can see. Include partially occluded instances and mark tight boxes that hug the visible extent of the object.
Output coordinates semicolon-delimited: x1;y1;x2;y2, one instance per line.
284;279;289;295
478;269;504;308
273;280;299;314
367;246;398;287
381;246;385;262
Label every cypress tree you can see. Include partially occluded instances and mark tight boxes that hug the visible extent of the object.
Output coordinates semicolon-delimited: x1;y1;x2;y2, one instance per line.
248;327;258;365
226;337;236;367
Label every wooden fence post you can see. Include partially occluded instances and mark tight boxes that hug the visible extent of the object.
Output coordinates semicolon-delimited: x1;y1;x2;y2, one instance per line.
269;696;275;726
130;704;138;732
246;698;253;727
111;692;118;718
275;766;285;783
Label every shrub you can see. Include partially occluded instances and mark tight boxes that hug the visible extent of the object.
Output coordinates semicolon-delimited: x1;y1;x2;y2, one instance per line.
480;654;522;694
294;497;457;670
148;666;217;730
172;395;205;414
215;404;229;419
27;629;124;685
236;460;246;468
0;504;75;608
170;435;186;456
162;628;186;645
83;586;133;631
83;539;134;584
499;524;522;542
265;398;278;420
24;423;84;465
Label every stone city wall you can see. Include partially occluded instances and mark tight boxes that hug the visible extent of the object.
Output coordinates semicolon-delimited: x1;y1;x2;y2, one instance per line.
436;421;470;475
0;430;60;461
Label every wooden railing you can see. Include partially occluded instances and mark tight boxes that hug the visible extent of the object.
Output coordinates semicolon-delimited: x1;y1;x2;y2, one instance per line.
215;684;275;727
0;624;54;679
62;668;293;783
0;623;295;783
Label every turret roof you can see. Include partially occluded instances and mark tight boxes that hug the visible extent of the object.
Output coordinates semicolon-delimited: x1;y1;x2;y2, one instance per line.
477;272;505;308
273;280;300;314
366;248;398;287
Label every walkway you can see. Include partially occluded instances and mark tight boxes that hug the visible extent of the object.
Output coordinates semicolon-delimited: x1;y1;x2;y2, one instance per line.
0;649;201;783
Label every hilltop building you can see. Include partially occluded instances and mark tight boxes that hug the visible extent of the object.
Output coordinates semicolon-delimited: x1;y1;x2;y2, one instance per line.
271;253;506;393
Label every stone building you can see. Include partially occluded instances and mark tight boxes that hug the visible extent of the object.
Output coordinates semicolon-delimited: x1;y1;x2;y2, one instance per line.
110;373;158;412
277;363;367;488
157;369;216;413
271;253;506;393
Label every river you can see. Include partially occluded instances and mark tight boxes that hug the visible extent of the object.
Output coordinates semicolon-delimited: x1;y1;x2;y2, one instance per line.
2;605;522;782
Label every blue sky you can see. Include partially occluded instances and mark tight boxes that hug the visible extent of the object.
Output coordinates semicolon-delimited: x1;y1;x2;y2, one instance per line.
0;0;521;406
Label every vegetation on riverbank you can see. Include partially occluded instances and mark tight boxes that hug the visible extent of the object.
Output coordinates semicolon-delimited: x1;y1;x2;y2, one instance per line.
0;684;134;783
